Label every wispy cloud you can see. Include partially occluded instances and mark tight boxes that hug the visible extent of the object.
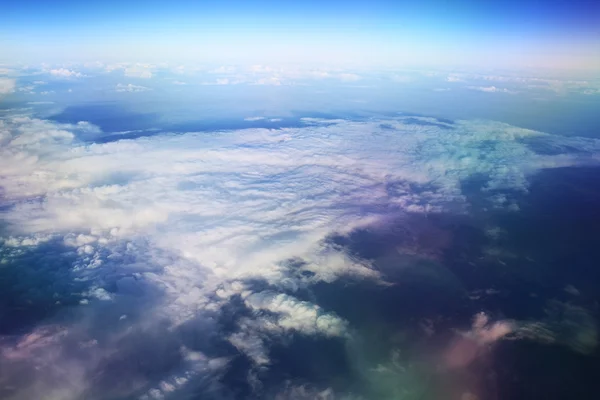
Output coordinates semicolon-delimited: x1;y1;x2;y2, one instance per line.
446;74;463;82
468;85;514;93
124;65;153;79
115;83;151;92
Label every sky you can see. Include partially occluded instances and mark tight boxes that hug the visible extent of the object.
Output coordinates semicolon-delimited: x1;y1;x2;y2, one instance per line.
1;0;599;69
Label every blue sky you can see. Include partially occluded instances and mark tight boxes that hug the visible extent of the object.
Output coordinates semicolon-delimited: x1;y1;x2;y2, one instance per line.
2;0;599;69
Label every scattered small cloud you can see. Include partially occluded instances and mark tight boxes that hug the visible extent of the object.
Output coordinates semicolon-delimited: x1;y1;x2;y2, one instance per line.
446;74;463;82
209;66;236;74
50;68;84;78
253;76;282;85
468;85;513;93
124;66;153;79
17;85;35;94
201;77;238;85
115;83;151;92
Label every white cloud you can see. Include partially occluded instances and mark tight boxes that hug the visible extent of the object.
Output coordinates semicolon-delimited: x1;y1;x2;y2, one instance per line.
0;77;16;94
115;83;151;92
244;291;348;337
244;117;265;121
468;85;513;93
2;112;600;397
253;76;282;85
209;65;236;74
228;291;348;365
124;66;153;79
50;68;83;78
446;74;463;82
201;78;238;85
17;85;35;93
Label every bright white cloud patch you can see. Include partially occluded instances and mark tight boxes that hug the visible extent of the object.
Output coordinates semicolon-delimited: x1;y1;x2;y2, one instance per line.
50;68;84;78
229;291;349;364
115;83;151;92
0;78;16;94
1;112;600;398
468;85;513;93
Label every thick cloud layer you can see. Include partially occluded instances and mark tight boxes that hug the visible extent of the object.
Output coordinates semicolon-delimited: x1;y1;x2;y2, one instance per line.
1;111;600;399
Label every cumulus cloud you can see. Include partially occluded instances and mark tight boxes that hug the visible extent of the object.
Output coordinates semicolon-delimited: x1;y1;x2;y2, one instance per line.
50;68;84;78
2;112;600;398
115;83;151;92
246;292;348;336
228;291;350;365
